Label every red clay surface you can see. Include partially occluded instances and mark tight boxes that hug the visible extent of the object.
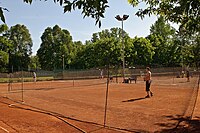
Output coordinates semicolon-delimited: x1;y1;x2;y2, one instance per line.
0;76;199;133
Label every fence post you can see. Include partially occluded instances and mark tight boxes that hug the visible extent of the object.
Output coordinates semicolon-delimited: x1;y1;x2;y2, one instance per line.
104;64;110;127
21;70;24;102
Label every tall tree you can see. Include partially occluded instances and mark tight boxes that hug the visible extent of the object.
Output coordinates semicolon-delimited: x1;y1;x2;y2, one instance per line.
147;17;177;66
94;38;121;67
180;32;200;68
192;34;200;68
72;28;129;69
79;38;121;69
29;55;40;70
37;25;73;71
8;24;32;71
132;37;154;66
150;17;176;41
0;24;12;72
89;28;130;68
70;41;86;69
91;27;127;42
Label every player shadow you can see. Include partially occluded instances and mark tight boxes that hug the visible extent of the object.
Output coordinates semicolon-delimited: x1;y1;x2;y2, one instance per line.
122;97;146;103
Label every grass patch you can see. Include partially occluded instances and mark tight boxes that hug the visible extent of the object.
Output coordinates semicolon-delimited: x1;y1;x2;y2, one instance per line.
0;77;54;83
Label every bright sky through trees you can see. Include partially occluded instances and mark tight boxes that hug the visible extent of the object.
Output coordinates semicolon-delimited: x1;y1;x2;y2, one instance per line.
1;0;157;55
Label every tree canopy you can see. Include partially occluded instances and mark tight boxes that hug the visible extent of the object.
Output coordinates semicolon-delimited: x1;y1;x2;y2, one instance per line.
37;25;74;70
1;0;199;32
0;15;199;73
147;17;178;66
128;0;200;34
0;24;32;72
0;24;11;71
8;24;33;71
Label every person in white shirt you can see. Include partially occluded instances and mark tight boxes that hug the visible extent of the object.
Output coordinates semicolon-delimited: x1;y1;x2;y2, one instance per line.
33;71;37;83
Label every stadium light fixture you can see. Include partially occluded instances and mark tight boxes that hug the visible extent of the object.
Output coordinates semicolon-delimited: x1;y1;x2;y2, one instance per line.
115;14;129;82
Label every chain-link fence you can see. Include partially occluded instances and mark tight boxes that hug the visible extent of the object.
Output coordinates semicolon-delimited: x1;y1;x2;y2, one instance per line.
0;66;199;132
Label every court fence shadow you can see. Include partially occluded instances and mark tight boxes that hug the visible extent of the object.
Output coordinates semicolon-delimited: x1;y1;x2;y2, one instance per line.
155;115;200;133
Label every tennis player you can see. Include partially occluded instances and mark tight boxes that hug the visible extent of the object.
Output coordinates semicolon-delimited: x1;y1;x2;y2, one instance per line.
144;67;153;98
33;71;37;83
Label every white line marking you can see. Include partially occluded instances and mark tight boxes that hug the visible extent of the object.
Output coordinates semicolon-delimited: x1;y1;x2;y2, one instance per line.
0;126;9;133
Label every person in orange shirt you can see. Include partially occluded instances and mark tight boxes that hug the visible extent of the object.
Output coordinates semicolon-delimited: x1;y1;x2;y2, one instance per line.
144;67;153;98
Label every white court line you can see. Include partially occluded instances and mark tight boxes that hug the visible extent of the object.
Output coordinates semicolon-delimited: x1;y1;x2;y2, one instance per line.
154;83;177;86
0;126;9;133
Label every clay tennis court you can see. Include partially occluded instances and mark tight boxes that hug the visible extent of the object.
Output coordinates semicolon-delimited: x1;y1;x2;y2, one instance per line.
0;75;199;133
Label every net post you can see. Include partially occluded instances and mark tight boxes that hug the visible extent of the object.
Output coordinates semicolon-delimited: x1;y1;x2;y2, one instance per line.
173;67;175;84
21;69;24;103
8;73;12;92
103;63;110;127
73;77;75;87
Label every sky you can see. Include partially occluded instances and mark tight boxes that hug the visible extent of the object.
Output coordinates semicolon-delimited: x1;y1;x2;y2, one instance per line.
1;0;158;55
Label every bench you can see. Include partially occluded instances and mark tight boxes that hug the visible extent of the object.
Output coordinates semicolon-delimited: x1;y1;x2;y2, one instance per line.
123;78;129;83
129;75;137;83
109;76;113;82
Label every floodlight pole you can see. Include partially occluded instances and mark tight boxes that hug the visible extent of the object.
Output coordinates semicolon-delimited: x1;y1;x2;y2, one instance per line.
21;69;24;102
122;20;125;82
115;15;129;82
62;54;65;79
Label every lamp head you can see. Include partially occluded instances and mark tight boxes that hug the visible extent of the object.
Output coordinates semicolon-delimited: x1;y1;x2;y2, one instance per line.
115;15;122;21
123;15;129;20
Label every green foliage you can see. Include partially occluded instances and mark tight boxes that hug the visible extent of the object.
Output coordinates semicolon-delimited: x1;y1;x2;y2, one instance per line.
129;0;200;34
127;0;139;6
0;8;5;23
71;28;127;69
150;17;176;41
147;17;178;66
0;51;9;71
124;38;135;67
1;0;199;32
37;25;73;70
23;0;32;4
132;37;154;66
71;27;156;69
70;42;86;69
0;18;198;71
91;27;126;42
75;38;121;69
0;25;13;53
63;0;109;27
8;24;33;70
0;24;13;72
93;38;121;67
181;32;200;68
193;34;200;67
29;55;40;70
